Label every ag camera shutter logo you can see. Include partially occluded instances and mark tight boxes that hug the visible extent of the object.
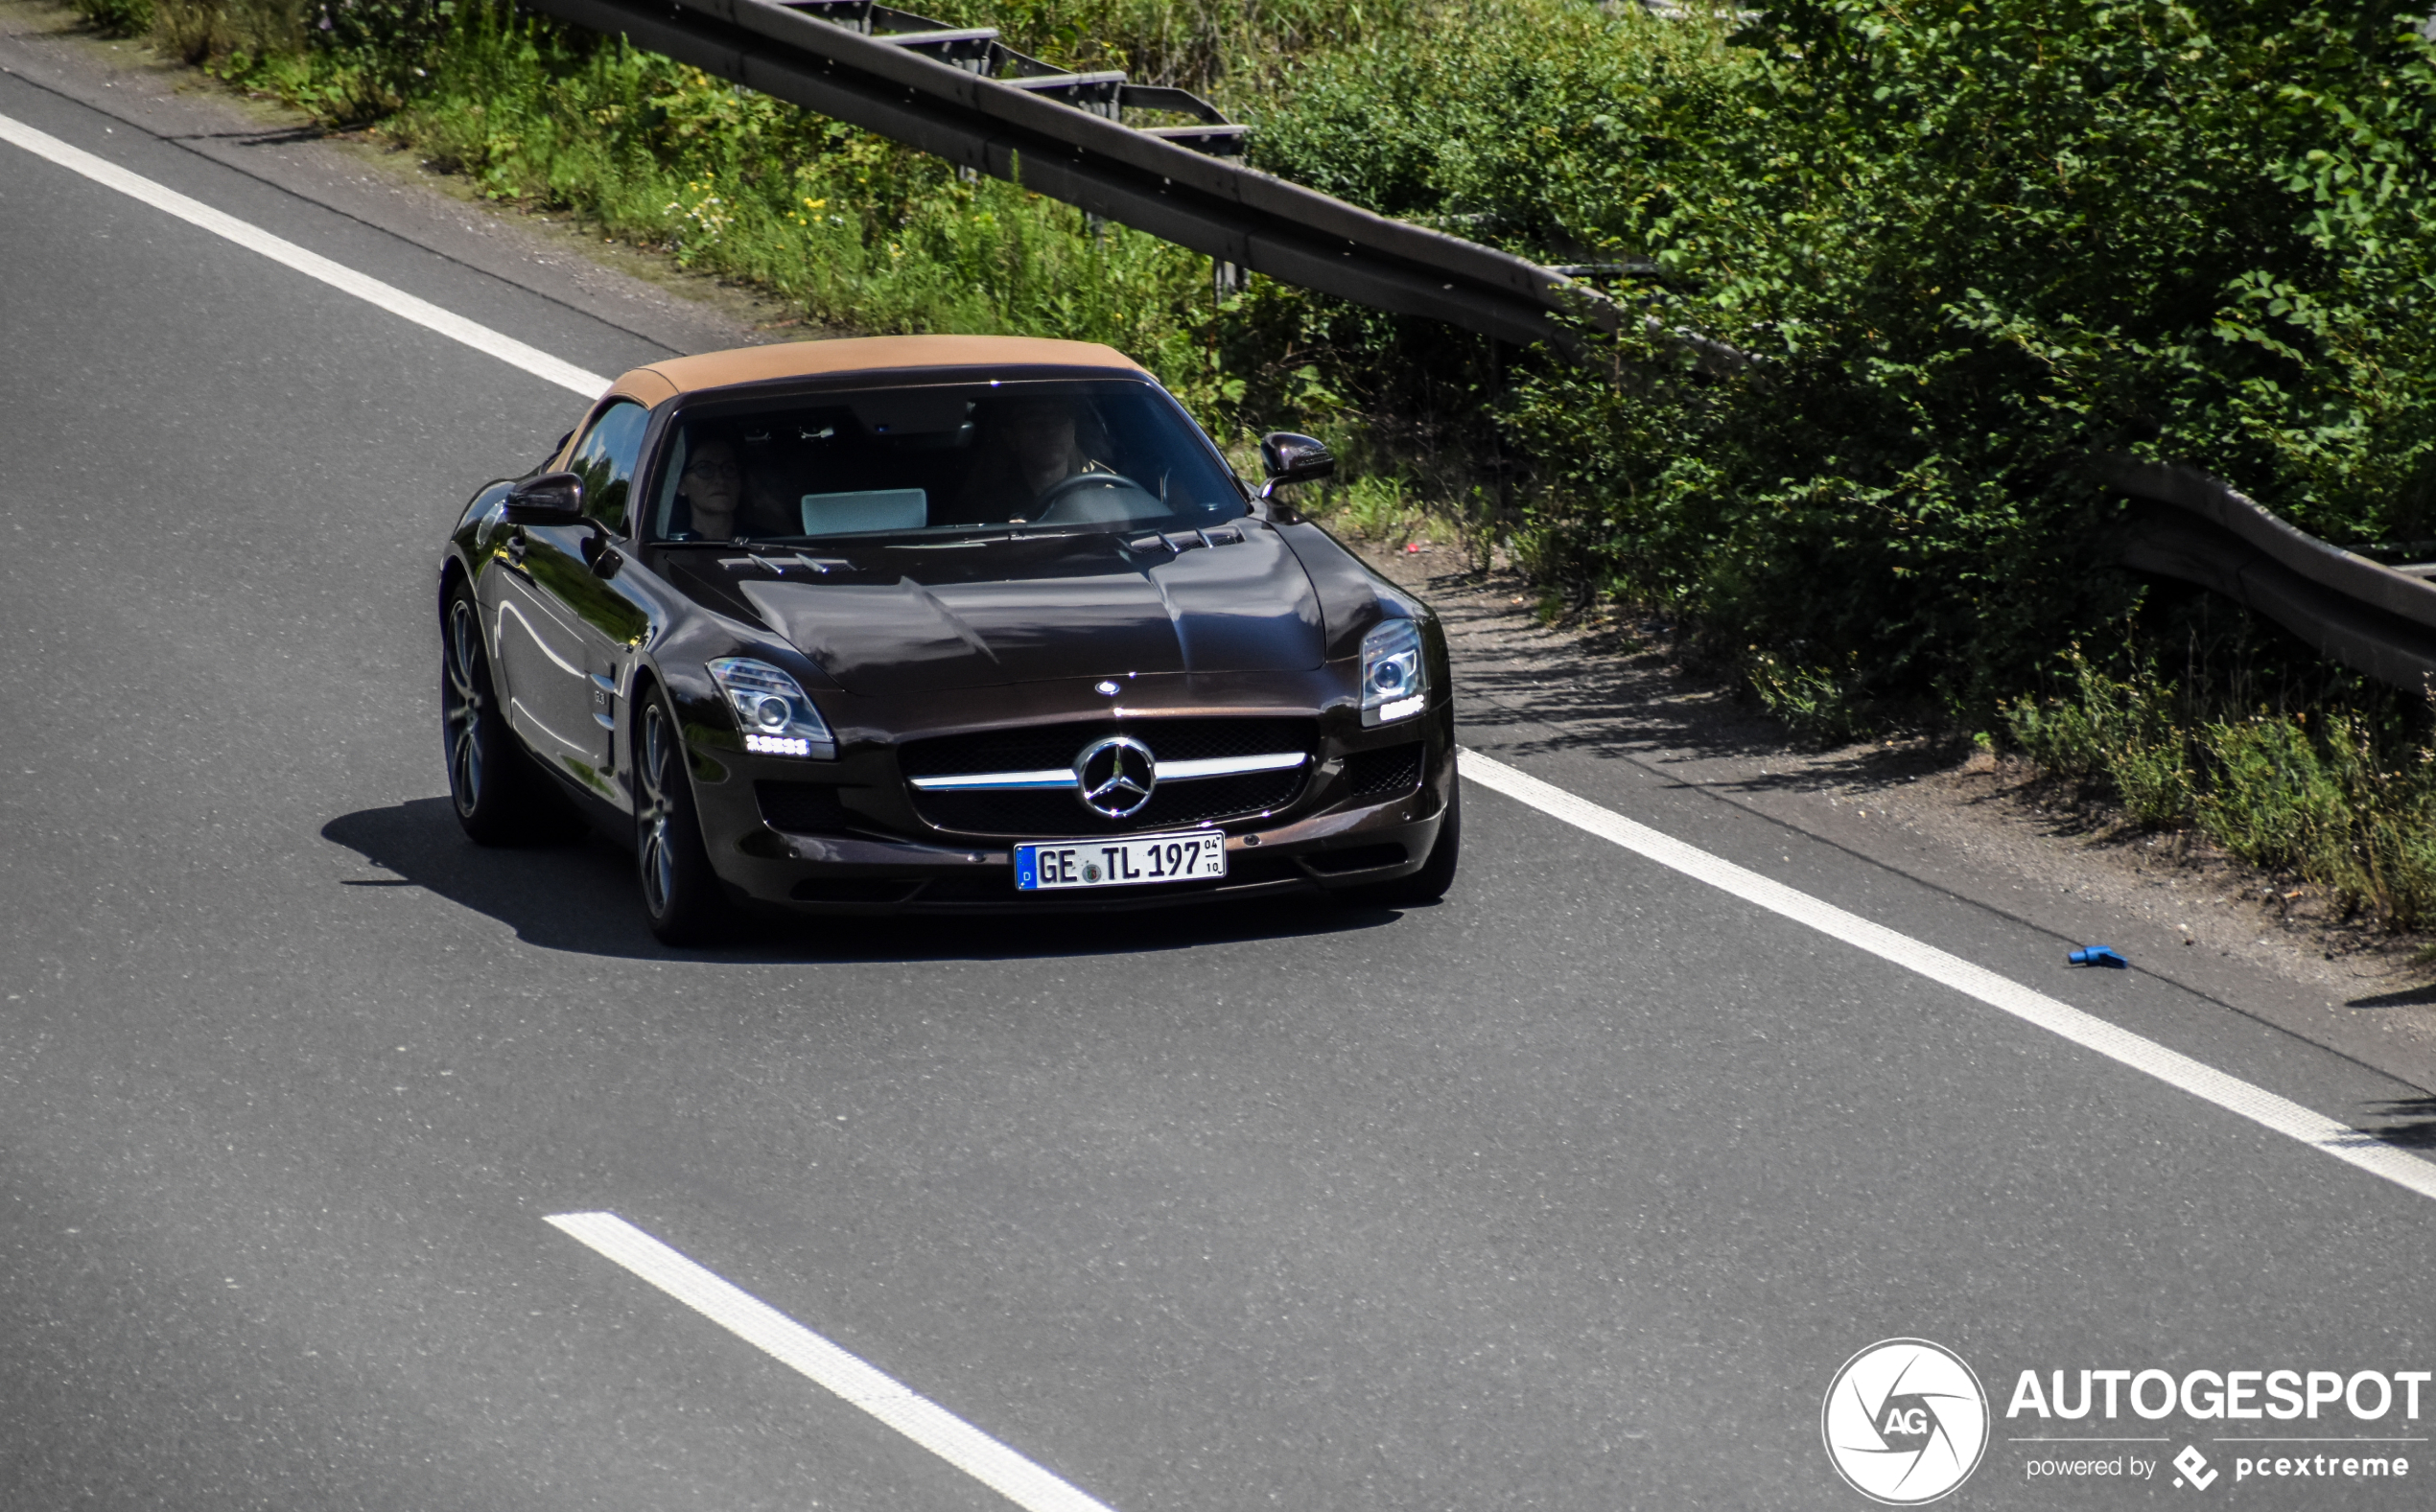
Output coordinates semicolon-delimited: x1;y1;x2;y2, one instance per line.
1823;1338;1990;1503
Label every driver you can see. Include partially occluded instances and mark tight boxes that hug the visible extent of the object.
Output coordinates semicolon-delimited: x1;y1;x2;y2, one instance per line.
675;436;742;540
955;396;1108;521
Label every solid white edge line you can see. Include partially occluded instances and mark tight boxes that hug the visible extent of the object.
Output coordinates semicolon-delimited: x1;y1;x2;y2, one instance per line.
1456;746;2436;1205
0;110;611;399
544;1212;1121;1512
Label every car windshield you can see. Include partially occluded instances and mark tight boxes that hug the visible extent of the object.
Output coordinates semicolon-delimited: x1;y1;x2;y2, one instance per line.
645;379;1247;545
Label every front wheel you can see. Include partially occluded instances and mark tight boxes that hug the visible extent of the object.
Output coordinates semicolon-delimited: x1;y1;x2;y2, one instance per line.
635;692;727;945
443;586;571;845
1340;782;1461;907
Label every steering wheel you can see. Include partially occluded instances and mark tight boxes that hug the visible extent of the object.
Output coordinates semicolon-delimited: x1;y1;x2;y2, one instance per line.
1032;470;1159;524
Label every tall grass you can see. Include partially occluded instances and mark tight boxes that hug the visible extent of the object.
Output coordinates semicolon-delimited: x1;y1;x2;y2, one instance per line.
2004;640;2436;931
395;16;1219;367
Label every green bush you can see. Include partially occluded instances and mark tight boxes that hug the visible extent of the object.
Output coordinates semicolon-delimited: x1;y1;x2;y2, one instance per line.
1747;652;1868;746
2272;716;2436;931
67;0;153;36
2196;715;2348;870
1259;0;2436;718
1310;471;1437;542
971;0;1425;97
2004;697;2108;787
2003;644;2191;825
2001;624;2436;930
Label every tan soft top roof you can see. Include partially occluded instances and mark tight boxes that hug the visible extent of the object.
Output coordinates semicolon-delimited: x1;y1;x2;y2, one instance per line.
607;335;1147;407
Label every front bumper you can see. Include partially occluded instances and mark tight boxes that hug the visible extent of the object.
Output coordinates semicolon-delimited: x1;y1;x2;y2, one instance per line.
679;680;1454;915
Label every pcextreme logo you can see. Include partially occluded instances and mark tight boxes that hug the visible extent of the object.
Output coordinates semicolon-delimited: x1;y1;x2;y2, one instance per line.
1823;1338;1991;1504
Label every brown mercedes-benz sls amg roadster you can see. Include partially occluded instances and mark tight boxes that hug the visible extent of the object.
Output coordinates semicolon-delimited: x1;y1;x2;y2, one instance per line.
438;336;1456;942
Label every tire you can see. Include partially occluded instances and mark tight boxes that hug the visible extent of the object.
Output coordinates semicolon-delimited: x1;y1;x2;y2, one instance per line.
442;585;573;845
635;689;727;945
1340;781;1462;907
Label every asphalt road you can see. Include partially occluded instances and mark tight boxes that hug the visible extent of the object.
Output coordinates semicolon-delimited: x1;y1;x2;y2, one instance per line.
5;58;2436;1511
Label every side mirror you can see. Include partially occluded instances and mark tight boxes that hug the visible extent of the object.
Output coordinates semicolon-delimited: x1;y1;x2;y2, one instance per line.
504;471;585;525
1258;432;1336;499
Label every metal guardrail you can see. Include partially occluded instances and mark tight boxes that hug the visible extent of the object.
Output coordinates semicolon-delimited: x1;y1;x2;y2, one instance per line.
735;0;1253;153
520;0;1620;348
2103;456;2436;692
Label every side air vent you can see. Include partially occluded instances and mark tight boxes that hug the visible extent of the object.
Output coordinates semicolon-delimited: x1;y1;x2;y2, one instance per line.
757;780;853;833
1343;743;1424;799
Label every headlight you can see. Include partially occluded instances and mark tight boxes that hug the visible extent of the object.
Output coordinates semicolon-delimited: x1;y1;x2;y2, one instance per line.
707;658;836;758
1360;618;1426;726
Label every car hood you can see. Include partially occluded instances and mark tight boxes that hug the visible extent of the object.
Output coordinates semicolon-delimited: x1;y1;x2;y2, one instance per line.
725;527;1326;694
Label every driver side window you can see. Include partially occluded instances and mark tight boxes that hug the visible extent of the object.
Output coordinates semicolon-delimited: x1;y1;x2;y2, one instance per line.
567;401;650;532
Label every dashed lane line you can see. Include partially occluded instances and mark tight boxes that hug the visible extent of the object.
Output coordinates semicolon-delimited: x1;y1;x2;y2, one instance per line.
546;1212;1120;1512
1458;747;2436;1205
0;109;611;400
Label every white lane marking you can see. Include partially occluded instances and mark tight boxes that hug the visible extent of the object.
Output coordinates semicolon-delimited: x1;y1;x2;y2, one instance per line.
1457;747;2436;1204
546;1212;1121;1512
0;110;611;399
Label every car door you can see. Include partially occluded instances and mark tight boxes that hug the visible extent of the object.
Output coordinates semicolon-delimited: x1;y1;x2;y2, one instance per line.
486;400;653;799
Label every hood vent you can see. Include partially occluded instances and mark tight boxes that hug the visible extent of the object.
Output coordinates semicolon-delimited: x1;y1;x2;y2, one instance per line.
1128;525;1246;554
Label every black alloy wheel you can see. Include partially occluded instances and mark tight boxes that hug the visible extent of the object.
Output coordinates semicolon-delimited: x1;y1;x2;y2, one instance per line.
443;586;563;845
636;691;726;945
1341;782;1462;907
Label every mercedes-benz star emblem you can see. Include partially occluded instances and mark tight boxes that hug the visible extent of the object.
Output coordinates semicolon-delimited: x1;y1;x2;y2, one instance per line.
1073;735;1158;819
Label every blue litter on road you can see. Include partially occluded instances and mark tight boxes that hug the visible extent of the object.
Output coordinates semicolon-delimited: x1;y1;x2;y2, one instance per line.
2070;944;2127;968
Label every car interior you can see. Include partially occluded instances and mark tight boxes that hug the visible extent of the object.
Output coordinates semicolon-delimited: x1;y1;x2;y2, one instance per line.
647;380;1248;543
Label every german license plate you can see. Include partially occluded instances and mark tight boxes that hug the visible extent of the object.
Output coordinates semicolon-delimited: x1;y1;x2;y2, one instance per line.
1015;831;1228;891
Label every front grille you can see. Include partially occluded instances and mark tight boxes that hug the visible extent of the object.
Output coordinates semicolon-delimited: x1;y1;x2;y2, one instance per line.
1343;742;1424;799
900;717;1315;778
913;767;1306;837
901;717;1317;838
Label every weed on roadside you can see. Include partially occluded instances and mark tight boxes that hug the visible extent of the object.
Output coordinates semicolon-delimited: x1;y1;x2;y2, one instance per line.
1746;652;1869;747
2006;635;2436;932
